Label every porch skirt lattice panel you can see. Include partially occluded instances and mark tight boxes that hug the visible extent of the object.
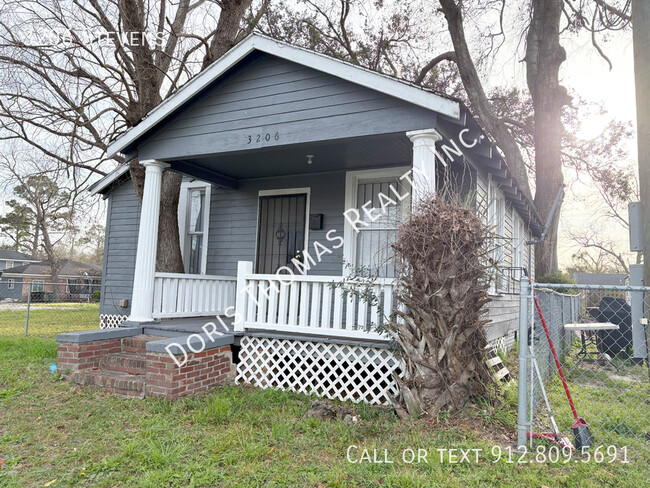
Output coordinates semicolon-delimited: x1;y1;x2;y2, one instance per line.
99;314;129;329
236;336;402;406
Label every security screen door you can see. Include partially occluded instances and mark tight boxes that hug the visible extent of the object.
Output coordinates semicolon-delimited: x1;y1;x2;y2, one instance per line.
256;193;308;274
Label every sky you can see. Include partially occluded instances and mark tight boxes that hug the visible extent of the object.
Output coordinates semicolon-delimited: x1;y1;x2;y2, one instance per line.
483;17;638;270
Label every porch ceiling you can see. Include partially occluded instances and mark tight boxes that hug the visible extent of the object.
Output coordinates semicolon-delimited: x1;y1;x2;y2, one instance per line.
166;132;412;185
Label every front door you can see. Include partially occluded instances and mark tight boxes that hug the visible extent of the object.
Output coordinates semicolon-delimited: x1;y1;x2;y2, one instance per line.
256;193;308;274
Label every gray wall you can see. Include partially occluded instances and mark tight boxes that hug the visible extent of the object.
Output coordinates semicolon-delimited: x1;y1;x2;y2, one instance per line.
99;181;140;316
207;172;346;276
0;260;28;271
138;52;437;161
0;277;22;300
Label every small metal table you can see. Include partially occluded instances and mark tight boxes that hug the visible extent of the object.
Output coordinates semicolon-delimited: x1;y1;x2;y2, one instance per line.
564;322;620;372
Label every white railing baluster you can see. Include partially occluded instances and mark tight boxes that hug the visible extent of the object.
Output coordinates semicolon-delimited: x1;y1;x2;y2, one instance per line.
288;281;299;325
345;289;356;332
332;286;344;329
371;284;380;326
299;282;310;326
310;282;321;328
321;283;332;329
278;282;289;325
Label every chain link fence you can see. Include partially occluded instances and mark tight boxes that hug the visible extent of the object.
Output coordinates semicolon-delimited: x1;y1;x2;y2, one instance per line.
0;282;102;338
518;279;650;461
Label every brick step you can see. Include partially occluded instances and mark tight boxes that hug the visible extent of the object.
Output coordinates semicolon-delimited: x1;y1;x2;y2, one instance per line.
99;352;146;375
122;334;166;354
73;370;145;398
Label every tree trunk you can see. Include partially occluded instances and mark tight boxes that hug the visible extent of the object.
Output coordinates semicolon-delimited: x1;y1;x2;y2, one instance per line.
203;0;254;69
525;0;570;277
438;0;533;201
157;172;185;272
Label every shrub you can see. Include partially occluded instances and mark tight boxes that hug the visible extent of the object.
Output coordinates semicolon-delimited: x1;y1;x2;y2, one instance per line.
92;290;101;301
388;197;493;418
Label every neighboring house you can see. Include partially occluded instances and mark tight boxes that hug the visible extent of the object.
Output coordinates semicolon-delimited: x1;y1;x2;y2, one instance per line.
0;259;101;301
573;272;628;309
0;249;39;272
572;272;628;286
58;34;542;402
0;250;40;300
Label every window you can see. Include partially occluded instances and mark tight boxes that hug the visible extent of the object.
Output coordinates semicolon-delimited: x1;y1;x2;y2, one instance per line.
343;168;410;278
178;181;211;274
32;280;45;292
513;215;525;271
6;261;13;269
7;278;14;290
487;177;506;294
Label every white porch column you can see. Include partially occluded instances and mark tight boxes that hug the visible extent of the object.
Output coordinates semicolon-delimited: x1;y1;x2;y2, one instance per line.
406;128;442;204
129;160;170;322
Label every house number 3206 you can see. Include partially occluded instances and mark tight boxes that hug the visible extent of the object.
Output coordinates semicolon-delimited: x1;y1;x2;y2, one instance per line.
247;132;279;144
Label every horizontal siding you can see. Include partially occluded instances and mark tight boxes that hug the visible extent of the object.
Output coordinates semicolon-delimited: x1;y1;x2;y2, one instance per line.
100;180;140;316
139;53;437;160
485;295;519;342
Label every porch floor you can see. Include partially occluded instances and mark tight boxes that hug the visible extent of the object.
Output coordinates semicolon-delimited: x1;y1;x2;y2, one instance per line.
133;317;393;349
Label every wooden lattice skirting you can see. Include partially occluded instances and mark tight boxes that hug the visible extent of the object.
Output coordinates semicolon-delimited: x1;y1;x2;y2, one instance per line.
99;314;129;329
235;336;402;405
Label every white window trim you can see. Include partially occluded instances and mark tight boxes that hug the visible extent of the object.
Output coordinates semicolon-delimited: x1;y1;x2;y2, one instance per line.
255;187;311;274
6;261;13;269
7;278;14;290
178;180;211;274
487;176;506;295
32;280;45;292
343;166;411;277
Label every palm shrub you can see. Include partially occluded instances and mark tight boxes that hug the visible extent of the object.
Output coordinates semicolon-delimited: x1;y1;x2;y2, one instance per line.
388;196;493;418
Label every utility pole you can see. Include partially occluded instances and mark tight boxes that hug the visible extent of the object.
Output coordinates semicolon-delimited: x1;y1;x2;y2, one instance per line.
633;1;650;287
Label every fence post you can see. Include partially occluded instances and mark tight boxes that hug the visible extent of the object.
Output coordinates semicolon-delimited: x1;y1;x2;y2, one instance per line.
630;264;647;361
24;282;32;337
517;275;530;449
234;261;252;332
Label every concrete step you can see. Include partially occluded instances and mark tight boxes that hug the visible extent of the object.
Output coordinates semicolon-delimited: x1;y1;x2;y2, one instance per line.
99;352;146;375
73;370;145;398
122;334;166;354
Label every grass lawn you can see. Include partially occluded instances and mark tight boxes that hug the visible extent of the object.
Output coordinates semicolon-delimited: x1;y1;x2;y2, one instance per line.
0;320;648;487
0;303;100;338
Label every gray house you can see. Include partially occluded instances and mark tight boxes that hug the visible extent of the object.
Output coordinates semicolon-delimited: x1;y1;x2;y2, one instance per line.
0;250;39;300
62;34;543;401
91;34;541;344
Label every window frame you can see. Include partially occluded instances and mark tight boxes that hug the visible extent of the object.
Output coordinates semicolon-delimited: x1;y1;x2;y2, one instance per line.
178;180;211;275
487;176;506;295
32;280;45;292
6;261;13;270
343;166;411;277
7;278;14;290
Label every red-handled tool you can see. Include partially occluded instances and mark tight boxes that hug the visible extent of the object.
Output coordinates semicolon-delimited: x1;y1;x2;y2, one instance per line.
530;278;593;449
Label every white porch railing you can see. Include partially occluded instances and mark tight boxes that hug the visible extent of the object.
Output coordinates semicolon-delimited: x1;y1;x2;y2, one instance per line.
152;272;236;318
234;261;394;340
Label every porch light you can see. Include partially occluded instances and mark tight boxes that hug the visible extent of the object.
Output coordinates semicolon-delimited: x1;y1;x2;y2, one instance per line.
306;154;314;165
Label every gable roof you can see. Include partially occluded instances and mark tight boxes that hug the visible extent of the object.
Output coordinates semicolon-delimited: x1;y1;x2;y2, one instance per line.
0;249;38;261
106;33;460;158
1;259;102;277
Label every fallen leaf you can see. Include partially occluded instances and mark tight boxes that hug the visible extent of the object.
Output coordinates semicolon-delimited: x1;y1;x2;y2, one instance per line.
0;458;5;469
44;480;57;487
